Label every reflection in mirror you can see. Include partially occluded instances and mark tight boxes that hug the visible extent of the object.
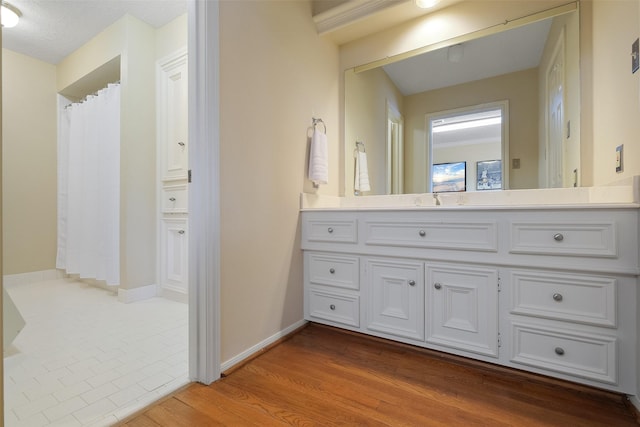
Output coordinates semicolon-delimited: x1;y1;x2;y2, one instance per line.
344;6;580;196
428;101;508;192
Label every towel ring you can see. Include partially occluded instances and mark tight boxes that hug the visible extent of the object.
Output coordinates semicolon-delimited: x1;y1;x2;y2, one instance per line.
356;141;366;152
312;117;326;134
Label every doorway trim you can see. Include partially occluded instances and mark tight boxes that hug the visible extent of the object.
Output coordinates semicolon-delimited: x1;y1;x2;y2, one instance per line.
187;0;220;384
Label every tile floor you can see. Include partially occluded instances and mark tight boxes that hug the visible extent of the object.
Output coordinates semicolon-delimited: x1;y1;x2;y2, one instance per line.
4;278;189;427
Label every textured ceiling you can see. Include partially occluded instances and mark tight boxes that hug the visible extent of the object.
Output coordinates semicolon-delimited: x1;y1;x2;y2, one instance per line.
2;0;187;64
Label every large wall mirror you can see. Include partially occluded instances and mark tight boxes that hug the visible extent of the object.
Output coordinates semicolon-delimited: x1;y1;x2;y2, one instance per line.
344;3;580;196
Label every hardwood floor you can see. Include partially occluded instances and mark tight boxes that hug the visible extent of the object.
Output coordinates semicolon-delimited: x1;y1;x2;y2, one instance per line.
121;323;638;426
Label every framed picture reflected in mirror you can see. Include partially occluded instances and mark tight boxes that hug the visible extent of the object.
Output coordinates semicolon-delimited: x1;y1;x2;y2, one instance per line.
477;160;502;190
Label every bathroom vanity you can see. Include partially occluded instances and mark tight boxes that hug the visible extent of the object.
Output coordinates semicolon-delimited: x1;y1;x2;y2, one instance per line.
301;186;640;394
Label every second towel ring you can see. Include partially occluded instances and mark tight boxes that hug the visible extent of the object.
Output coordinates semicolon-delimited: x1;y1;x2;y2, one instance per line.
312;117;326;134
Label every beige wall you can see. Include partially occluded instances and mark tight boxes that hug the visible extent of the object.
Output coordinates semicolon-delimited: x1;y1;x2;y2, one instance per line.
403;68;539;193
156;13;188;60
588;0;640;185
218;0;339;363
1;49;58;275
344;67;404;195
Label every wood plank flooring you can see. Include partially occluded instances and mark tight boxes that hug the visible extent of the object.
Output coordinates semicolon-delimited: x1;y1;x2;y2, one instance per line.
121;323;638;426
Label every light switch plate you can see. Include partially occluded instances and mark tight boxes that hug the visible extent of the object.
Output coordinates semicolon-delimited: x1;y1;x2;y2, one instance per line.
616;144;623;173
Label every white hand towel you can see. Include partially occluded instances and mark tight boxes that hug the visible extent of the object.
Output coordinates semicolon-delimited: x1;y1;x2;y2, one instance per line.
354;150;371;192
308;129;328;185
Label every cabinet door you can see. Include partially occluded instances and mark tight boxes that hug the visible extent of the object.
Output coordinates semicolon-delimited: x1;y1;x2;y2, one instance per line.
158;53;188;181
366;258;424;340
426;263;498;357
161;217;188;293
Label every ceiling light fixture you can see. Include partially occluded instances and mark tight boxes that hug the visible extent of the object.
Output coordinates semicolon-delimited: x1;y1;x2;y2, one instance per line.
415;0;440;9
1;1;21;28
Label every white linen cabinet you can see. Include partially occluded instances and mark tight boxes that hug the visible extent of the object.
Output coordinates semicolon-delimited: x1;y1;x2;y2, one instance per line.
302;206;639;394
157;50;189;301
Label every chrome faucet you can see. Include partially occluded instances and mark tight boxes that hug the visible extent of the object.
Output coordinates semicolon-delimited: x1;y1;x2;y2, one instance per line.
433;193;441;206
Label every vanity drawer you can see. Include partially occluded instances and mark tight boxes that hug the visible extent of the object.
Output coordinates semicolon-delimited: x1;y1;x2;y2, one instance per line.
509;221;617;258
308;289;359;328
364;220;497;252
303;217;358;245
307;253;359;290
511;322;617;384
510;270;616;327
162;184;188;213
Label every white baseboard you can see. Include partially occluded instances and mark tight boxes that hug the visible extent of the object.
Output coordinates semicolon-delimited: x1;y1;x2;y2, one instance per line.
117;284;158;303
221;319;308;372
160;287;188;304
3;269;65;288
628;394;640;413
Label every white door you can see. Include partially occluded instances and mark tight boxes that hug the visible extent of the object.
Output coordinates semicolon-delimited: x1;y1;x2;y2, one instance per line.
426;263;499;357
366;258;424;340
386;103;404;194
546;33;565;188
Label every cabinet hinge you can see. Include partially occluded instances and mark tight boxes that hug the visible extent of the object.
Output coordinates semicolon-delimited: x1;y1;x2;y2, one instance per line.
188;169;192;183
498;333;502;348
497;276;501;292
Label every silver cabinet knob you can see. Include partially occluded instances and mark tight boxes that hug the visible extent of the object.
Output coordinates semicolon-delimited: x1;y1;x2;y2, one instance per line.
408;280;416;286
178;141;185;147
434;282;442;290
330;304;336;310
553;293;563;302
553;233;564;241
329;268;335;274
554;347;565;356
178;230;185;235
419;230;426;237
169;197;176;202
327;227;334;233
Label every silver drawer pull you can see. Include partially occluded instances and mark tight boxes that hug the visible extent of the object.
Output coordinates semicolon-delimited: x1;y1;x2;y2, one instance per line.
329;268;335;274
434;282;442;290
419;230;426;237
553;233;564;242
330;304;336;310
327;227;334;233
552;293;563;302
408;280;416;286
178;230;185;235
554;347;565;356
178;141;185;147
169;197;176;202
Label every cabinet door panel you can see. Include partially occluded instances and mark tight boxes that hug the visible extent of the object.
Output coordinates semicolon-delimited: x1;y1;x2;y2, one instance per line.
159;53;188;181
161;218;188;293
426;263;498;357
366;258;424;340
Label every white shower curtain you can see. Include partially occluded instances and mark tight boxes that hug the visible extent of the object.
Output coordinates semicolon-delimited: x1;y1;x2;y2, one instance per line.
56;83;121;286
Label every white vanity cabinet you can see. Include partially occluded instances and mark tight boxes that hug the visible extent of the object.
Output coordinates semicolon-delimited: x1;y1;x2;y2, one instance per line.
301;206;639;394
